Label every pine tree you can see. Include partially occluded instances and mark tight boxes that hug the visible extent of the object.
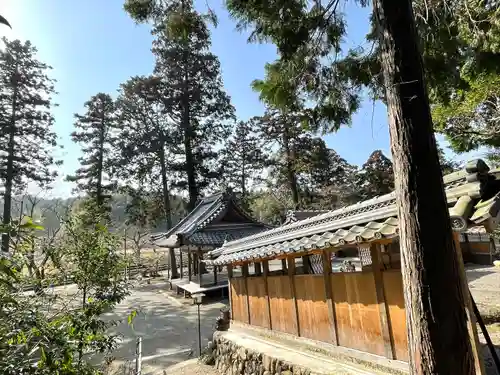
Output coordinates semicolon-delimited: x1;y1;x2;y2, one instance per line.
0;38;60;253
254;109;307;209
294;138;358;208
116;76;177;228
357;150;394;199
67;93;117;216
116;76;180;277
125;0;235;210
221;119;268;199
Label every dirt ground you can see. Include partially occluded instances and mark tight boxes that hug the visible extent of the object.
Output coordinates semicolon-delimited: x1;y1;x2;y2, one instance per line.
466;265;500;374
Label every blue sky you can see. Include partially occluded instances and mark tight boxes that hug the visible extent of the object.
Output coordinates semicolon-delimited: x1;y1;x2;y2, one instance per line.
1;0;484;198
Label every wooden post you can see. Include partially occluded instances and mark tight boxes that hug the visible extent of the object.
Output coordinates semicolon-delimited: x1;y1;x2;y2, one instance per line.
188;251;192;282
322;250;338;345
214;264;218;285
242;263;251;324
287;257;300;336
228;264;233;319
370;243;396;360
198;250;203;286
453;232;486;375
179;249;183;279
262;260;272;329
254;262;262;276
302;255;310;274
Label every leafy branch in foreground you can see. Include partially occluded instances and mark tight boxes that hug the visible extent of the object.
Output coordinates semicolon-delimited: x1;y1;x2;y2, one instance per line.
0;215;134;374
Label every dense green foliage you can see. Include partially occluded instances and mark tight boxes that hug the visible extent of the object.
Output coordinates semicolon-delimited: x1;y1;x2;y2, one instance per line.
0;216;131;374
356;150;394;200
221;120;268;200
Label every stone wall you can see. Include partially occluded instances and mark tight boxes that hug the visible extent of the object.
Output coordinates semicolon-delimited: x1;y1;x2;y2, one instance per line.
211;332;311;375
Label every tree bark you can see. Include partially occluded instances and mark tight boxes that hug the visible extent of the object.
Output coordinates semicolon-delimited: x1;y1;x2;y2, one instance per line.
372;0;476;373
2;64;18;253
282;122;299;209
181;0;198;211
158;142;178;279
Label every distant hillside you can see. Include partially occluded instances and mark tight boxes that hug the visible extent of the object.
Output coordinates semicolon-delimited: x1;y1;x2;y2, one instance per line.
0;194;187;233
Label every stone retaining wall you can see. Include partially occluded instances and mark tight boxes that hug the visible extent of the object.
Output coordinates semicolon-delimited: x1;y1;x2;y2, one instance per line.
211;332;311;375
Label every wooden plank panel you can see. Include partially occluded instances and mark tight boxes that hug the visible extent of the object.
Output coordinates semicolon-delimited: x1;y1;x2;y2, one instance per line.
294;275;332;342
267;275;297;334
262;261;272;329
230;278;249;324
382;270;408;361
370;244;396;359
322;251;338;345
331;272;385;356
287;257;300;335
469;242;491;254
247;276;270;328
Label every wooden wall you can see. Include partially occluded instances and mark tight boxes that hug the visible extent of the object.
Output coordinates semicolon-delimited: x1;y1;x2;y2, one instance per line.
382;270;408;361
230;277;249;324
331;272;385;356
230;263;409;362
267;276;297;334
295;275;332;342
247;277;270;328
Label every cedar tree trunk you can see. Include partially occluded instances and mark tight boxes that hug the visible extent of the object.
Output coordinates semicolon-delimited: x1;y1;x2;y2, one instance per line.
282;122;299;209
2;67;17;253
372;0;475;373
158;142;178;279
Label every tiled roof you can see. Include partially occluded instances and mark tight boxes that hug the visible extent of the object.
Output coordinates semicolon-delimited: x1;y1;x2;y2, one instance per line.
208;160;500;265
152;190;270;248
283;210;330;225
187;227;273;246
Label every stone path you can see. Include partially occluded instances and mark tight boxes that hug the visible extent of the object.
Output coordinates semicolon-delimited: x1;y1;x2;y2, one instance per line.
103;280;226;375
467;265;500;322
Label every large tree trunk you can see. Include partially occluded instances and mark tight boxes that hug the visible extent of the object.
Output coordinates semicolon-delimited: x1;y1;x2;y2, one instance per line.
2;69;18;253
373;0;475;373
158;143;178;279
282;123;299;209
183;113;197;211
158;143;173;228
181;0;198;211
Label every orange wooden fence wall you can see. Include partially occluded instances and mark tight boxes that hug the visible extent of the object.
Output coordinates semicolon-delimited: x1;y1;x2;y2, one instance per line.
331;272;385;356
230;268;408;362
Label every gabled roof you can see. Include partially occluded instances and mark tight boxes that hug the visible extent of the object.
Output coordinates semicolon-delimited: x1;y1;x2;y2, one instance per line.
208;159;500;265
151;190;271;249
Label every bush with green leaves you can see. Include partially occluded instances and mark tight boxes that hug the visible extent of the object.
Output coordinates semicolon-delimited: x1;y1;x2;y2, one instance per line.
0;213;134;374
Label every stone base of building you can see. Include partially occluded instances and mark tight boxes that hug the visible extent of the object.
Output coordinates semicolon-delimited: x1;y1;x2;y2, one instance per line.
211;326;409;375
